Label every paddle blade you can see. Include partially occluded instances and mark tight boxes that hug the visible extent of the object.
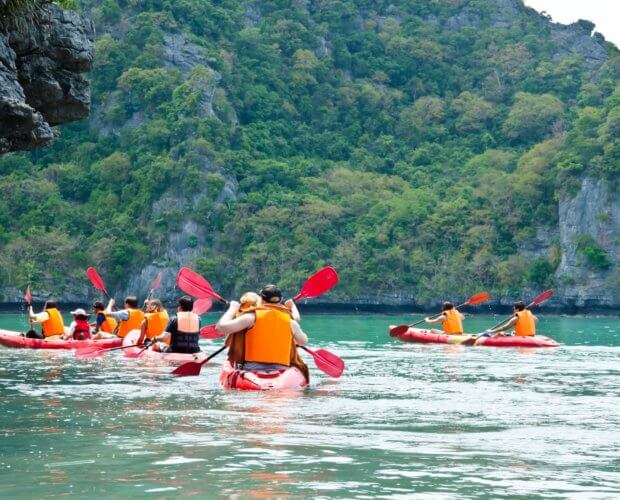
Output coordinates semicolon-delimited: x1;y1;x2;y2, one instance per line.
193;298;213;315
176;267;225;302
86;267;107;293
466;292;490;306
389;324;409;337
24;286;31;305
531;289;553;307
171;360;205;377
303;346;344;378
150;271;163;292
75;347;105;359
200;324;225;339
293;266;339;301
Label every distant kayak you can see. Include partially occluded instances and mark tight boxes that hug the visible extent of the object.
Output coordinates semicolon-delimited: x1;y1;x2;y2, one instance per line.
389;326;560;348
122;330;203;364
0;328;122;350
220;360;308;391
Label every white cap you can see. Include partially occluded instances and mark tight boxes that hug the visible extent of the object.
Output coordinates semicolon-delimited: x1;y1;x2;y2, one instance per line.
70;308;88;316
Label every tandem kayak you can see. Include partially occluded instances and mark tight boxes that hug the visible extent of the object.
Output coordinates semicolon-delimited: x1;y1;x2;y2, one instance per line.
122;330;203;364
389;326;560;348
220;360;308;391
0;328;122;350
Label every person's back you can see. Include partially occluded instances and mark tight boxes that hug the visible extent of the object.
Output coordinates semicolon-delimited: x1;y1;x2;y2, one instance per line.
514;306;536;336
150;296;201;354
28;300;65;339
142;299;169;340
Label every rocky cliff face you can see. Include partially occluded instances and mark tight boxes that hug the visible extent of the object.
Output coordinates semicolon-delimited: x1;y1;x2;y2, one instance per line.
0;4;94;154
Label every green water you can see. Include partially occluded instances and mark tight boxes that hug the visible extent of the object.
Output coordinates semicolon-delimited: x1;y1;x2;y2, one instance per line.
0;313;618;498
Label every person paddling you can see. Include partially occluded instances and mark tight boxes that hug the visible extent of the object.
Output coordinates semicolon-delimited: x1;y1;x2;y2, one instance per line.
91;301;117;334
63;309;92;340
424;302;465;335
27;300;65;339
93;296;144;339
216;285;309;379
150;296;201;353
486;301;538;337
136;299;169;347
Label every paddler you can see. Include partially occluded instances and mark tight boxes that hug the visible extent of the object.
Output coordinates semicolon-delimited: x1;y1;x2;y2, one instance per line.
91;301;117;334
150;296;201;353
63;308;92;340
424;302;465;335
92;296;145;339
136;299;169;346
215;285;309;380
486;301;538;336
27;300;65;339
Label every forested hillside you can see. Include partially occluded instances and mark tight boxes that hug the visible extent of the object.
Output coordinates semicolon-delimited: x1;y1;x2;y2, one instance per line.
0;0;618;306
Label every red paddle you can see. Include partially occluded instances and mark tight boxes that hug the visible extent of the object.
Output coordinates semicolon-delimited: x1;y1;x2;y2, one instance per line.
147;271;163;301
293;266;339;301
299;346;344;378
171;345;226;376
193;298;213;315
200;324;224;339
176;267;227;304
86;267;111;300
389;291;490;337
75;342;144;359
24;286;31;306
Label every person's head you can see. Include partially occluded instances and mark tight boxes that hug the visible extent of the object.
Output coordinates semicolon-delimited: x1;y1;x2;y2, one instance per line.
147;299;163;312
70;308;90;320
260;285;282;304
442;302;454;311
44;300;57;310
125;296;138;309
240;291;260;308
178;295;193;312
514;301;526;311
93;301;104;313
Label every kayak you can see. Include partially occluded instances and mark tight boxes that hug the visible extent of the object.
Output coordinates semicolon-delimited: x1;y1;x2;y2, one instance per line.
122;330;203;364
389;326;560;348
0;328;122;350
220;360;308;391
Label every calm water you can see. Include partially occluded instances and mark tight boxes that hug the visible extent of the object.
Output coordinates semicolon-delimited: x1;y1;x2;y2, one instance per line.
0;313;618;498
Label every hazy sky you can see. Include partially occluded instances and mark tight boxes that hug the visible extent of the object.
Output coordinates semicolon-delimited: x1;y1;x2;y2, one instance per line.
523;0;619;48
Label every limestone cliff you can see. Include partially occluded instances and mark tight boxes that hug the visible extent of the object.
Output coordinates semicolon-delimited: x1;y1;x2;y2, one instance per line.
0;3;94;154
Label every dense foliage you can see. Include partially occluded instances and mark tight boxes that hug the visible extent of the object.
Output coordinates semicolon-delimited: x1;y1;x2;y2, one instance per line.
1;0;618;302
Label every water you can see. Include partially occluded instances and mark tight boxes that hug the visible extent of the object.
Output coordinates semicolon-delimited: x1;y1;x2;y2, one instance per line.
1;313;618;497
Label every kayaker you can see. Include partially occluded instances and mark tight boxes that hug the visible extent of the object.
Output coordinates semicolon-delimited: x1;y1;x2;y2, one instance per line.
63;308;92;340
27;300;65;339
93;296;145;339
91;301;117;334
136;299;170;346
487;301;538;336
216;285;309;378
150;296;201;353
424;302;464;335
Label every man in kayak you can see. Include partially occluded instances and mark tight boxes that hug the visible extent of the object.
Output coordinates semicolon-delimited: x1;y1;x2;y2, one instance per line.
92;296;145;339
63;308;92;340
91;301;117;335
216;285;308;376
424;302;464;335
150;296;201;353
27;300;65;339
486;301;538;336
136;299;170;346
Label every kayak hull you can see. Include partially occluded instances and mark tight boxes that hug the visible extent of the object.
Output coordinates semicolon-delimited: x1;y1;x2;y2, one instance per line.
122;330;202;364
389;326;560;348
220;360;308;391
0;329;122;350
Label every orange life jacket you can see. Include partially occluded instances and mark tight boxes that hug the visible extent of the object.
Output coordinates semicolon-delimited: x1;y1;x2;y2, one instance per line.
41;308;65;337
99;314;117;333
442;309;463;335
117;308;145;338
514;310;536;336
144;310;169;340
244;305;293;366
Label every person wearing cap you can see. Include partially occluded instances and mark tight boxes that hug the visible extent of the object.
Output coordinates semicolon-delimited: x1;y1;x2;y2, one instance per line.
216;285;309;378
150;296;201;353
424;302;465;335
27;300;65;339
93;296;145;339
63;308;92;340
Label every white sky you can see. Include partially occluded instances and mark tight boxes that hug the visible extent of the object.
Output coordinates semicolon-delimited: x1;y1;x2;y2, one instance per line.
523;0;619;48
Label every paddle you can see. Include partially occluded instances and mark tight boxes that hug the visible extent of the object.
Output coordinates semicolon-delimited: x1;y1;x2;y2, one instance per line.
176;267;228;304
24;285;36;334
460;289;554;346
75;342;149;360
199;324;223;339
193;298;213;315
146;271;163;301
171;345;226;376
299;345;344;378
86;267;112;300
389;292;490;337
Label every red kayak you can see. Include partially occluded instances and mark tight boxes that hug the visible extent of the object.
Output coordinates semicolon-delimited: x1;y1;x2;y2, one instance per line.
0;328;122;350
389;326;560;348
220;360;308;391
122;330;203;364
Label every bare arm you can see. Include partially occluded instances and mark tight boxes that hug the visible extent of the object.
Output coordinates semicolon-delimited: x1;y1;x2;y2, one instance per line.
425;313;444;325
291;320;307;346
216;301;256;335
284;299;301;322
490;315;518;333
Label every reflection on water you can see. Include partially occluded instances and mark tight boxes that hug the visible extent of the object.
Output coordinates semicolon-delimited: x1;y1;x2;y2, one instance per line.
0;314;619;496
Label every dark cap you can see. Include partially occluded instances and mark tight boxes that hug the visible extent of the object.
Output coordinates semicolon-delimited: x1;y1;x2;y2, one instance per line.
260;285;282;303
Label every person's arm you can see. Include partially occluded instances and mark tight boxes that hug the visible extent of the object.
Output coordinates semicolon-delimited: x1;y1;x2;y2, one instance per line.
290;320;307;346
425;313;444;325
284;299;301;322
30;311;49;325
216;302;255;335
489;315;518;334
63;321;76;340
532;313;538;323
154;317;176;344
458;312;465;320
137;318;148;346
106;309;129;321
105;298;114;314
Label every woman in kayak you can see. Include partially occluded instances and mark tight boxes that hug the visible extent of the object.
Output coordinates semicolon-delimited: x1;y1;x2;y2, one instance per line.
136;299;169;346
63;308;92;340
216;285;309;379
486;301;538;336
150;296;201;353
27;300;65;339
93;296;145;339
424;302;464;335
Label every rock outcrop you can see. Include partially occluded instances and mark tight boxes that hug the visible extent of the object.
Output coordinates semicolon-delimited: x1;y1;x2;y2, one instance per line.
0;4;94;154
